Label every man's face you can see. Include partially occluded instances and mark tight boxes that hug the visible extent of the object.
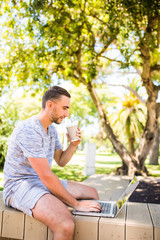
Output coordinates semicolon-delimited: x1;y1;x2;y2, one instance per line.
48;95;70;124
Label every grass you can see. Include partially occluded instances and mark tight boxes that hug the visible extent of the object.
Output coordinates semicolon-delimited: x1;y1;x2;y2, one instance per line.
146;163;160;177
52;164;88;182
0;152;160;190
52;151;160;181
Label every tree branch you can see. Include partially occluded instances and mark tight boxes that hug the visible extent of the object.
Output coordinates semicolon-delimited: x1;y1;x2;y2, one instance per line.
158;15;160;47
84;17;96;51
151;64;160;72
134;67;142;76
90;13;109;28
99;55;124;64
108;83;146;104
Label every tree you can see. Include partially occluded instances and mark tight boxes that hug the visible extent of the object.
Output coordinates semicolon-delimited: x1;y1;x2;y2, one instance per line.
118;0;160;172
0;88;42;167
0;0;160;176
109;79;146;154
0;100;19;167
149;126;160;165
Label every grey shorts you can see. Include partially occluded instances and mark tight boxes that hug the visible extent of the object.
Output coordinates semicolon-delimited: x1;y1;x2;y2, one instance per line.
9;179;68;217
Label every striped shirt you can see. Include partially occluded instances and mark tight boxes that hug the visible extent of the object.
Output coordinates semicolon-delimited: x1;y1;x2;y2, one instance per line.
3;115;62;213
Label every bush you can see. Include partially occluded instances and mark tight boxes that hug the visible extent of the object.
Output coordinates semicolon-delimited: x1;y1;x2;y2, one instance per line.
0;101;19;168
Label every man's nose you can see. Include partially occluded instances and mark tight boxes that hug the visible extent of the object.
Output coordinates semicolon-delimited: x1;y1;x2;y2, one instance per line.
64;110;69;118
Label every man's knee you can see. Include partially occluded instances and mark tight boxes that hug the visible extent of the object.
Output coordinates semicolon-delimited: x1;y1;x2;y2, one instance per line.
68;181;99;200
91;186;99;199
62;218;75;235
55;216;75;236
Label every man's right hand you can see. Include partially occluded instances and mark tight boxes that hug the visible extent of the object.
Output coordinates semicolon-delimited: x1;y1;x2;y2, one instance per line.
75;200;102;212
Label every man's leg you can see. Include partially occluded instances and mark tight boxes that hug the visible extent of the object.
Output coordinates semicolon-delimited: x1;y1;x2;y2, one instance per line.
32;193;75;240
67;181;99;200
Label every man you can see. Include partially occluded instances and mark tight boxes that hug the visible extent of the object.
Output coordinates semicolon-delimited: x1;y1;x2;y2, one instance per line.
3;86;101;240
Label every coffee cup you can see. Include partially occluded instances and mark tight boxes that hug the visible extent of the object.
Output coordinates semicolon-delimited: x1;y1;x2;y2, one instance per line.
66;123;78;142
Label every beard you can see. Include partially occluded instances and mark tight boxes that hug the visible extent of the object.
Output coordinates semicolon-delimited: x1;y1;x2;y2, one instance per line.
49;110;64;124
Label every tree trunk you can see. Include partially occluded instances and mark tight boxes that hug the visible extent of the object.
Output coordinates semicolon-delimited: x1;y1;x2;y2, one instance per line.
149;125;159;165
134;16;159;171
85;81;152;177
128;134;135;154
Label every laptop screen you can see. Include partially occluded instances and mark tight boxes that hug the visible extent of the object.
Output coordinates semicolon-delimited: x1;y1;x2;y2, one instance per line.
117;176;139;209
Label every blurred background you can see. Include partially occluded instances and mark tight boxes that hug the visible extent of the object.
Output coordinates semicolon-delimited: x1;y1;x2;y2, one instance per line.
0;0;160;184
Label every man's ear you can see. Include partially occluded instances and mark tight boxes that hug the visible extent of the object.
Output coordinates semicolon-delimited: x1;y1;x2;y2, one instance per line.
46;100;54;109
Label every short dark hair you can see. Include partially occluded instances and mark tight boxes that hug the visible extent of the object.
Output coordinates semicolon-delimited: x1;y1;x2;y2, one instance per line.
42;86;71;108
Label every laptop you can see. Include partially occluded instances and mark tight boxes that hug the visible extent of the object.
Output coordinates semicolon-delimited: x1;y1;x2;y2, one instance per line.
72;176;139;218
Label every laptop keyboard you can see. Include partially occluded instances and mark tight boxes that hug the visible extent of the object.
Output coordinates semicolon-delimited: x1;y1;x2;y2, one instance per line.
99;202;112;213
91;202;112;213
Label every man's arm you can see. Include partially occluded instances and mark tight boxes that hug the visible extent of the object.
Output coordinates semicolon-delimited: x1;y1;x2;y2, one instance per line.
54;128;81;167
54;143;78;167
28;157;101;212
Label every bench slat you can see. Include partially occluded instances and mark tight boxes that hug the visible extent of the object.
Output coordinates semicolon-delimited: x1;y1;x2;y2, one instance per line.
126;202;153;240
99;204;126;240
148;204;160;240
74;216;99;240
0;238;21;240
24;215;47;240
47;228;53;240
0;200;8;237
2;207;25;240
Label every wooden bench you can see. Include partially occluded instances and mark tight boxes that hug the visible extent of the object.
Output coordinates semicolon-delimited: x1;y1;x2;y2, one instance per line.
0;175;160;240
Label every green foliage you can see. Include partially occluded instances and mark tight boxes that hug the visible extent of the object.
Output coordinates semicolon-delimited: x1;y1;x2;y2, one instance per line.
69;84;98;124
0;89;42;167
109;79;146;152
117;0;160;72
69;83;117;125
0;0;159;94
1;0;159;97
0;0;124;91
0;100;19;167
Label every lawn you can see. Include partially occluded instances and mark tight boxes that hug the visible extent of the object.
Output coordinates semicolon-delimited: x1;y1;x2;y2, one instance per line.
52;152;160;181
0;152;160;189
